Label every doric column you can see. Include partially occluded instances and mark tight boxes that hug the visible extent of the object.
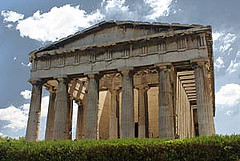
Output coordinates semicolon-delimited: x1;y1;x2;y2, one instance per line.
179;84;183;138
26;79;43;141
53;77;70;140
158;64;175;139
45;87;56;140
85;74;99;139
136;84;149;138
190;106;195;137
121;69;134;138
109;88;119;139
183;87;187;138
193;61;215;136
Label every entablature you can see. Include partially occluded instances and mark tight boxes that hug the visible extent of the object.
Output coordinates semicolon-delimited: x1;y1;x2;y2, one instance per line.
30;30;210;77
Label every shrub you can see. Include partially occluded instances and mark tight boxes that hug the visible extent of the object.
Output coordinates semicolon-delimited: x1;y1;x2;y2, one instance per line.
0;135;239;161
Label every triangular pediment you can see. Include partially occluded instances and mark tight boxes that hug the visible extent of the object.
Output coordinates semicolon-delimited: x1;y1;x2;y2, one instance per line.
32;21;205;54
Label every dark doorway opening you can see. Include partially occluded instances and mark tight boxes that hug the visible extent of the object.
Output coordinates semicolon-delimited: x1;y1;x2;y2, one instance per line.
193;109;199;136
135;122;138;138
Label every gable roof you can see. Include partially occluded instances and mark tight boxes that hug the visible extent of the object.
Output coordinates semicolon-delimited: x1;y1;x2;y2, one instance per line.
30;20;208;55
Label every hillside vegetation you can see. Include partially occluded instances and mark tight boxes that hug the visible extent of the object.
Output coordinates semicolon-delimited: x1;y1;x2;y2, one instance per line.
0;135;240;161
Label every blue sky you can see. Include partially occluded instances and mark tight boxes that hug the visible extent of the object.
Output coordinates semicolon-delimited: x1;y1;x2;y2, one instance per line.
0;0;239;139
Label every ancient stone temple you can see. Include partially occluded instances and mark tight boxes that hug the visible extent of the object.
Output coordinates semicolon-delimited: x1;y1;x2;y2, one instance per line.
25;21;215;141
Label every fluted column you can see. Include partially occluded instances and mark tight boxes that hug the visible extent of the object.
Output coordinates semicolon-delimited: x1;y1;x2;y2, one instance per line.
121;70;134;138
190;106;195;137
85;74;99;139
26;79;43;141
109;88;119;139
158;65;175;139
45;87;56;140
193;61;215;136
53;77;70;140
137;85;149;138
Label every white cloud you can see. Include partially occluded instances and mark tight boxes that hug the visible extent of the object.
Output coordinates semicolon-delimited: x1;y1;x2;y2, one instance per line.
225;110;234;116
21;62;31;67
0;132;6;137
100;0;137;21
0;104;29;131
216;83;240;107
0;94;49;136
16;5;103;42
212;31;239;77
21;103;30;112
227;60;240;74
2;0;176;42
226;51;240;74
213;31;236;55
1;10;24;23
144;0;173;20
6;24;13;28
104;0;129;12
20;90;31;99
1;87;81;138
219;33;236;53
212;32;223;42
214;57;225;70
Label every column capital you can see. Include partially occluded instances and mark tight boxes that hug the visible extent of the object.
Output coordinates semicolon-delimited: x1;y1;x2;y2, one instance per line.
57;78;68;83
54;75;70;83
154;63;172;70
28;78;42;85
68;95;74;100
118;67;134;75
109;87;120;93
84;71;99;77
135;84;149;91
118;67;134;74
75;99;83;106
109;77;121;92
191;58;209;67
87;73;99;79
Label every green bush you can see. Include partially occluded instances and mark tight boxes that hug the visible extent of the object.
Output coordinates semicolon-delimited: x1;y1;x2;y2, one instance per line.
0;135;239;161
